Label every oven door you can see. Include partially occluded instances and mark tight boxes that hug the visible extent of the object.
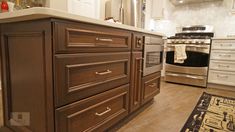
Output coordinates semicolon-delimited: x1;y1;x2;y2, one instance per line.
165;44;210;76
143;44;163;76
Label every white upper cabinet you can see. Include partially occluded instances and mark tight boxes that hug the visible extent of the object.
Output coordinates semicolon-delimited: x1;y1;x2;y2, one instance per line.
46;0;100;19
151;0;165;20
67;0;100;19
151;0;174;20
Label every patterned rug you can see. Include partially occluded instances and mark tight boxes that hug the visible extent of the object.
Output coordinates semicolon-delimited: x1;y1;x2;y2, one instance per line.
181;92;235;132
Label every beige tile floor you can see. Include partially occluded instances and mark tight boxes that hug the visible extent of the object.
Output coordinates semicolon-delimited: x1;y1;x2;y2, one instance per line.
0;82;234;131
118;82;235;132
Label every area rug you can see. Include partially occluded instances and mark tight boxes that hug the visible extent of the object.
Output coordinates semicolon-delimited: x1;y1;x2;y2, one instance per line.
181;92;235;132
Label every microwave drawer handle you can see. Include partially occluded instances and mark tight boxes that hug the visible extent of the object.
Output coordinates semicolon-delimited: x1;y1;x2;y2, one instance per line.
95;107;111;116
167;73;204;80
95;70;112;75
96;38;113;42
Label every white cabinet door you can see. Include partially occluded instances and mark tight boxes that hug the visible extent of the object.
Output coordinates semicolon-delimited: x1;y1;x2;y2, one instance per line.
68;0;100;19
151;0;164;20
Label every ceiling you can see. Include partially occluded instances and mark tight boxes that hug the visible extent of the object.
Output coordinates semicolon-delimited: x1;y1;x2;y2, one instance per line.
170;0;223;6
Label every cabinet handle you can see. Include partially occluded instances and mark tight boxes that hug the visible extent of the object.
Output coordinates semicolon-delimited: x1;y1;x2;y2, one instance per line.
95;107;111;116
96;38;113;42
95;70;112;75
137;38;142;47
220;44;232;47
218;64;230;68
149;83;157;87
217;74;228;78
219;54;231;57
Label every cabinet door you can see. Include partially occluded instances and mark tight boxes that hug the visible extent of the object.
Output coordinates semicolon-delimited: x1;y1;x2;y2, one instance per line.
142;72;161;104
130;52;143;112
151;0;164;20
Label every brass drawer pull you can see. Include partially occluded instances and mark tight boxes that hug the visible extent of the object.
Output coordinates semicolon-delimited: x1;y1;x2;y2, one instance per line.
95;70;112;75
149;83;157;87
96;38;113;42
95;107;111;116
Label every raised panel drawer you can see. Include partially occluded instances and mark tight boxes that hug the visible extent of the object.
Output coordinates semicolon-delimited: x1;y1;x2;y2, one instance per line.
208;70;235;86
209;60;235;72
54;52;130;107
54;21;131;53
210;50;235;61
55;84;129;132
142;72;161;104
212;40;235;50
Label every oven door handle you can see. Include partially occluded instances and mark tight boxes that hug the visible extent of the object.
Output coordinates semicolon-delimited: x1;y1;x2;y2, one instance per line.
167;44;209;48
166;73;205;80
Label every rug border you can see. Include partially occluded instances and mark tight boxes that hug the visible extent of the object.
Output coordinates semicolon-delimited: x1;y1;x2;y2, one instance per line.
180;92;235;132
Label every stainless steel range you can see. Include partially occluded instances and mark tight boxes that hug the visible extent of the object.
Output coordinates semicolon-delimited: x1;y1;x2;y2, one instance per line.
165;25;214;87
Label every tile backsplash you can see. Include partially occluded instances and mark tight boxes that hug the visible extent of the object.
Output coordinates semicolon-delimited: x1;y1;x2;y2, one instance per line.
153;1;235;37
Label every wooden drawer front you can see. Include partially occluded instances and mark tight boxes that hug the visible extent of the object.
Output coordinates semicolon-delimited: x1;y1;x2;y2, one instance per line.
132;33;144;51
210;60;235;72
54;52;130;107
210;50;235;61
56;85;129;132
208;70;235;86
54;22;131;53
142;72;161;104
212;40;235;50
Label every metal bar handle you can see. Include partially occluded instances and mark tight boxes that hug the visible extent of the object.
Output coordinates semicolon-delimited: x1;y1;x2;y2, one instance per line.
219;54;231;57
95;107;111;116
218;64;230;68
95;70;112;75
220;44;232;47
217;74;228;78
96;38;113;42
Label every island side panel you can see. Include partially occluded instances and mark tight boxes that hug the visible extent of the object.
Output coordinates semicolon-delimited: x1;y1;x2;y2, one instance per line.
0;20;54;132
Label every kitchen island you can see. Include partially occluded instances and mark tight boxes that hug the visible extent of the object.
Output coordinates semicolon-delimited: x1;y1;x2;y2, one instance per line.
0;7;164;132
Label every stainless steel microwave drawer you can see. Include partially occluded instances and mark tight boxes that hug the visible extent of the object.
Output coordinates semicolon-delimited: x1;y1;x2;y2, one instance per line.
208;70;235;86
212;39;235;50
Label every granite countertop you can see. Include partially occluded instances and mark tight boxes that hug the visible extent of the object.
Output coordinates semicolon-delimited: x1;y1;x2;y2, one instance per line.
0;7;165;37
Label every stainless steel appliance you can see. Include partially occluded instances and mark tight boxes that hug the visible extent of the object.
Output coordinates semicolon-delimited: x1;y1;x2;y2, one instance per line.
143;36;163;76
105;0;146;28
165;25;214;87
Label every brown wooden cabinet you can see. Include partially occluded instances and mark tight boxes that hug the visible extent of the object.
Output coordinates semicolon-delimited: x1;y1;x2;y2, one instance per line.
130;52;143;112
0;19;162;132
54;52;130;107
54;20;132;53
142;72;161;104
56;84;129;132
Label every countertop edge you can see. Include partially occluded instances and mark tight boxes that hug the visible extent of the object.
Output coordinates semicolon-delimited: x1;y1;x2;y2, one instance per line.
0;7;165;37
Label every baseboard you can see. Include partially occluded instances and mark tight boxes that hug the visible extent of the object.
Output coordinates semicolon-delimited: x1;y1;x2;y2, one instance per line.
207;83;235;92
0;126;13;132
108;99;154;132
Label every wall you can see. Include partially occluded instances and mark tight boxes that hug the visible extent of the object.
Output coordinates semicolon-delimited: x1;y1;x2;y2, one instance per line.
152;0;235;37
